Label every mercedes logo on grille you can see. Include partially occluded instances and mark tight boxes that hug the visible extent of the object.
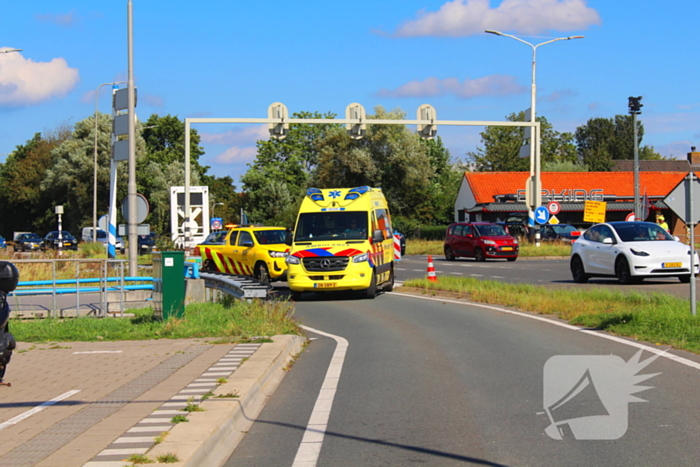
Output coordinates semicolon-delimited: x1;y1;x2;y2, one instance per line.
321;259;332;269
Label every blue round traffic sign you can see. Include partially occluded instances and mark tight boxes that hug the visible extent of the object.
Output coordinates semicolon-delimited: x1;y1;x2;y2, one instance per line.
535;206;550;225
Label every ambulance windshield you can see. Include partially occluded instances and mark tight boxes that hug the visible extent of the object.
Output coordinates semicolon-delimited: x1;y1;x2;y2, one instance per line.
295;212;368;241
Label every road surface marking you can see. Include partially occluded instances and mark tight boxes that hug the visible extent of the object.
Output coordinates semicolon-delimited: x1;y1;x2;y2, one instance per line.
293;325;348;467
0;390;81;431
392;292;700;371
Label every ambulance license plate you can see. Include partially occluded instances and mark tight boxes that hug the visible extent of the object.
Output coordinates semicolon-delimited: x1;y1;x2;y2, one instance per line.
316;282;337;288
663;262;681;268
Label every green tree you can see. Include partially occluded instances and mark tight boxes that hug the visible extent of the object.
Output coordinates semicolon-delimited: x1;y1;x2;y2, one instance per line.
0;129;70;237
241;111;340;225
41;114;140;234
575;115;663;171
314;106;435;220
467;112;576;172
542;160;589;172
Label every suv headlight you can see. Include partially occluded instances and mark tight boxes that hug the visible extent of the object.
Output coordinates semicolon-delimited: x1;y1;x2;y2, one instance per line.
630;248;649;257
483;240;496;245
353;252;369;263
286;255;300;265
269;250;288;258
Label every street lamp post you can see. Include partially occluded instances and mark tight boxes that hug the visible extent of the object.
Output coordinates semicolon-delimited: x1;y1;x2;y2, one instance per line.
485;30;583;246
93;82;126;243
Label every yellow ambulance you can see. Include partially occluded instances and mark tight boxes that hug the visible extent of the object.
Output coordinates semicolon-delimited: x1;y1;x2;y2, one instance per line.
285;186;395;299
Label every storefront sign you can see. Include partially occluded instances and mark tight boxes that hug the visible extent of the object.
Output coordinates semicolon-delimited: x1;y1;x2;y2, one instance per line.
516;189;604;203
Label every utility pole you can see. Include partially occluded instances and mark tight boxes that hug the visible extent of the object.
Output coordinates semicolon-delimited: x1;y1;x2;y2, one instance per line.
628;96;643;220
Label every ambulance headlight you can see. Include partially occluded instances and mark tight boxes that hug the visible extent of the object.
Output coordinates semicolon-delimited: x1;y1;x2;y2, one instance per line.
353;252;369;263
269;250;288;258
286;256;301;265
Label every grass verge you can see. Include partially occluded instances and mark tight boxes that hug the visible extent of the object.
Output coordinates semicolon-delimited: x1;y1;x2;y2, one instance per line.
11;299;300;342
403;276;700;354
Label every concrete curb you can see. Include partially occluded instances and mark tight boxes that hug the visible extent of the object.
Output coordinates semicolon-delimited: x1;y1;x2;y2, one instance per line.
147;334;306;466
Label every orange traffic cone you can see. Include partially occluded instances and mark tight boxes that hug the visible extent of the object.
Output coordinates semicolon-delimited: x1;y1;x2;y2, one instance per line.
427;255;438;282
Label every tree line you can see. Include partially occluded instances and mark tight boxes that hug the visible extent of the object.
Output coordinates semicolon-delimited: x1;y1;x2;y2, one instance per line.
0;106;659;241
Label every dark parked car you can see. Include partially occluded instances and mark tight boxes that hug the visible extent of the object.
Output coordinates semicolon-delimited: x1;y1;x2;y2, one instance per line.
137;233;157;254
540;224;581;243
196;231;227;250
13;233;42;252
444;222;519;262
42;231;78;251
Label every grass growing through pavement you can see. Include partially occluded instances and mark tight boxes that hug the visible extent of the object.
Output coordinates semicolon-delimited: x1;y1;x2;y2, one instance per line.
405;239;571;257
11;299;300;342
403;276;700;354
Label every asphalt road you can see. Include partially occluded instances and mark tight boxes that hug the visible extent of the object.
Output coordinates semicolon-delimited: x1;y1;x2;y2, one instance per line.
226;289;700;466
396;255;697;299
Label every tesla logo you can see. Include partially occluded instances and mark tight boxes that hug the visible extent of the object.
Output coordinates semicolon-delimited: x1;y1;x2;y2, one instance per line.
540;350;661;440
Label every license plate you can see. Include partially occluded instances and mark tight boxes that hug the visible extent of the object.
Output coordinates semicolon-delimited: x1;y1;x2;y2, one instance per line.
663;262;682;268
315;282;337;289
64;243;72;246
501;247;513;251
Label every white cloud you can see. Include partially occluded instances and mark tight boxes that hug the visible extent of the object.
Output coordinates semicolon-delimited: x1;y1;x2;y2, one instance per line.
393;0;601;38
212;146;258;165
656;141;695;159
644;112;700;135
540;89;577;103
0;51;79;107
200;125;269;145
376;74;526;99
35;10;79;28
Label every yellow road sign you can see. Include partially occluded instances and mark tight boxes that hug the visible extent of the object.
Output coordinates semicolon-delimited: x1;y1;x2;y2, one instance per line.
583;200;606;223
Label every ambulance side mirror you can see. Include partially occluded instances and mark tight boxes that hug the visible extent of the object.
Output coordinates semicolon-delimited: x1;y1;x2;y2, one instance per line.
285;229;293;246
372;229;383;244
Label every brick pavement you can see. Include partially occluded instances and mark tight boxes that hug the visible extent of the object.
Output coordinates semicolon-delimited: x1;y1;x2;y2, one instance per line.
0;338;259;467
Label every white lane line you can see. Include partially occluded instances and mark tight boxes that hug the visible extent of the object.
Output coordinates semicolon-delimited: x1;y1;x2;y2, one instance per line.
0;389;81;431
391;292;700;371
293;325;348;467
72;351;122;354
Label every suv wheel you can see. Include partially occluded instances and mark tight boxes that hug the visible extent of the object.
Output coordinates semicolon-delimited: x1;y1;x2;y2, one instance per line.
445;246;455;261
474;248;485;262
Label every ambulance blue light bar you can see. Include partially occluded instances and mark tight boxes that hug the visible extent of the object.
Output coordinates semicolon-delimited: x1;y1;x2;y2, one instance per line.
306;188;324;201
344;186;370;200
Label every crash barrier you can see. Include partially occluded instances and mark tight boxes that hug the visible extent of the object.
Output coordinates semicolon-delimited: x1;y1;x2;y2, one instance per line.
200;271;269;301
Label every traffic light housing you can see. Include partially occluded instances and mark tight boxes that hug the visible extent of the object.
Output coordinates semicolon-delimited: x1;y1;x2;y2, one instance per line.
268;102;289;139
628;96;643;114
417;104;437;139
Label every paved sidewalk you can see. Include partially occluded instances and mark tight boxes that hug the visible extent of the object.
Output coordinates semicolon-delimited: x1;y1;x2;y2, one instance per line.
0;336;303;467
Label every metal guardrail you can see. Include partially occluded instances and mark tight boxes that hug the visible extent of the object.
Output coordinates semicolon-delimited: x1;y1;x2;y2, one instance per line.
200;271;269;300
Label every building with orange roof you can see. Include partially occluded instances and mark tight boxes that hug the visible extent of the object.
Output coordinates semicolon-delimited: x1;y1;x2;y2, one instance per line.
454;168;698;241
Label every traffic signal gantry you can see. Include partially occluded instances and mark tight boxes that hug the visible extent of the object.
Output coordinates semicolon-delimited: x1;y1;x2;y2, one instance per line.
179;103;541;249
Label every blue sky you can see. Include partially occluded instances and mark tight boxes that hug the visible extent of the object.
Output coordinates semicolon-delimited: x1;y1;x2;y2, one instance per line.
1;1;699;188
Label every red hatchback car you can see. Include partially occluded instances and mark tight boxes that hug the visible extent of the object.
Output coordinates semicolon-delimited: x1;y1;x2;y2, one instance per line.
444;222;519;262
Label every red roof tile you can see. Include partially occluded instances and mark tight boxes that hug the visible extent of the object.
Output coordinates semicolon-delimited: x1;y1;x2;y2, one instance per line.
464;171;687;205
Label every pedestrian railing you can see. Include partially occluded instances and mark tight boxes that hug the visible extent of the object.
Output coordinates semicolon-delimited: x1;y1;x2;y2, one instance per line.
6;258;151;318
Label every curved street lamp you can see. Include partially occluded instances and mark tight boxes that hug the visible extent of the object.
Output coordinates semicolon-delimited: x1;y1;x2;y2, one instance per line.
485;30;584;245
93;81;126;242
